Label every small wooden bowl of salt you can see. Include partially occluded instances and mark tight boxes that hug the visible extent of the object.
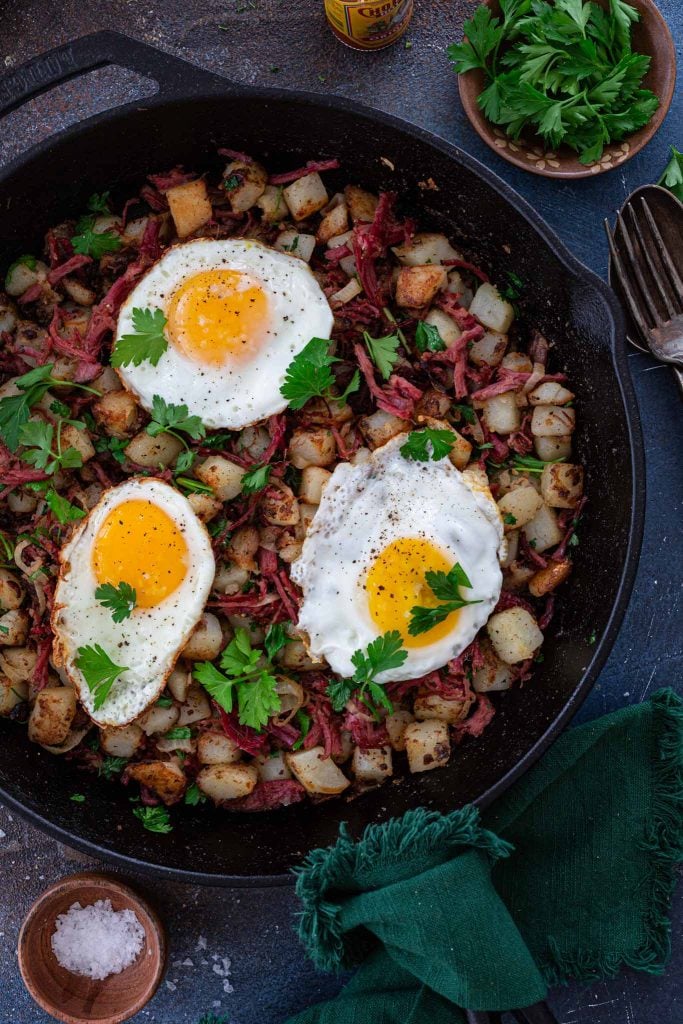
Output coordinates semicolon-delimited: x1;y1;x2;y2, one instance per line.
18;872;166;1024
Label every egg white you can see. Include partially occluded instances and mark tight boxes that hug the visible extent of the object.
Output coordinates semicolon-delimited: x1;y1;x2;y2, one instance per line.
115;238;333;430
51;478;215;727
290;436;504;683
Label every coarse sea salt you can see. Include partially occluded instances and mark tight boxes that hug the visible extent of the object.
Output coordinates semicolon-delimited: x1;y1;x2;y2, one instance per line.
51;898;145;980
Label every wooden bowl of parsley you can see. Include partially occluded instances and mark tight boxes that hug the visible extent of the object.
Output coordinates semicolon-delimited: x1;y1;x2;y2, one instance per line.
453;0;676;178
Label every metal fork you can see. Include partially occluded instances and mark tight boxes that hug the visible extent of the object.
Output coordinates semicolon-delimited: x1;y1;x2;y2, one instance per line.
604;185;683;396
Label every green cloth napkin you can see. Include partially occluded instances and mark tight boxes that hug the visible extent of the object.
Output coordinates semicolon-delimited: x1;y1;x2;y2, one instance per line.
286;688;683;1022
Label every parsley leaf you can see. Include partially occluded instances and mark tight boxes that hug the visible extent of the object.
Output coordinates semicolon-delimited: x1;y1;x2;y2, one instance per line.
95;581;137;623
452;402;476;425
165;726;192;741
175;449;196;473
326;631;407;714
94;435;129;464
87;191;111;214
447;6;503;74
241;463;272;493
98;755;127;780
75;644;127;711
280;337;360;410
184;782;207;805
658;145;683;202
264;622;290;660
111;307;169;368
292;709;312;750
326;677;355;713
71;221;122;259
400;428;455;462
414;320;447;353
363;330;401;380
409;563;482;636
146;394;206;442
44;488;85;524
133;805;172;833
504;512;517;525
193;628;282;732
70;793;86;803
19;420;83;475
0;363;99;452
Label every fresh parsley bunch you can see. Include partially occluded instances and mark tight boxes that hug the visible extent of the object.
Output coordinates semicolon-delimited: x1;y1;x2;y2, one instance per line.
326;631;407;714
448;0;659;164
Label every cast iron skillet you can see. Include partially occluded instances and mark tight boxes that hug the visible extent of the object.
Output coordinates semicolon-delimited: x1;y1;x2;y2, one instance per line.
0;32;644;886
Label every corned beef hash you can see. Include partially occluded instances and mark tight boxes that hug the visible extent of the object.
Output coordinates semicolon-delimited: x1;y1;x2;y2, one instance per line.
0;153;585;824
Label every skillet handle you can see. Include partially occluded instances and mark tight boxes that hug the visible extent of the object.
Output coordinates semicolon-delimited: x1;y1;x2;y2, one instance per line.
0;30;226;120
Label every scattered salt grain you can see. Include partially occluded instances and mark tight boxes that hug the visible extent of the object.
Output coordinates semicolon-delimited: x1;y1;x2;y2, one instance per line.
51;899;145;980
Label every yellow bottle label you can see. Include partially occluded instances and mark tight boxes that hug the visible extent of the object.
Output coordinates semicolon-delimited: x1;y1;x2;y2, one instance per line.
324;0;413;50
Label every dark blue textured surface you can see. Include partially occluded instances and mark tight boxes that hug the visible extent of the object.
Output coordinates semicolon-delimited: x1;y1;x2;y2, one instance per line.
0;2;681;1021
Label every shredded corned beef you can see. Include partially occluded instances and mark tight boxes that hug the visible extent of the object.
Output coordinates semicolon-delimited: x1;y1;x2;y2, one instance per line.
508;414;534;455
46;254;92;286
139;183;167;211
32;638;52;691
325;242;352;264
443;258;490;283
260;413;287;463
519;531;548;569
343;708;389;749
267;722;299;747
18;282;44;305
218;146;254;164
529;330;549;364
469;367;531;401
354;343;420;418
494;590;535;615
553;496;587;560
268;159;340;185
147;167;196;191
216;705;269;756
453;694;495;740
226;779;306;811
482;428;509;462
304;695;343;758
538;595;556;631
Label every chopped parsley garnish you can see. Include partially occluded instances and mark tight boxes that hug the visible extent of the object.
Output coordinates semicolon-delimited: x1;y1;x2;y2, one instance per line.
44;488;85;524
95;581;137;623
86;191;111;214
223;174;241;191
569;533;580;547
156;695;174;708
448;0;659;165
504;512;517;525
400;428;455;463
175;450;196;474
510;454;565;474
71;219;122;259
658;146;683;202
588;630;597;645
193;627;281;732
280;337;360;410
409;563;482;636
19;420;84;475
326;631;406;713
147;395;206;444
363;330;401;380
500;270;524;303
98;756;127;780
414;320;446;353
133;805;172;833
70;793;85;803
241;463;272;494
0;363;98;452
94;435;128;464
175;476;214;495
184;782;207;806
292;709;312;750
111;307;169;368
202;431;234;450
452;403;476;425
264;622;290;660
165;726;192;741
75;644;127;711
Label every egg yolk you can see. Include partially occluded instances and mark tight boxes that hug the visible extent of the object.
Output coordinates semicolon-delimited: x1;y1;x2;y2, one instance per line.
92;500;189;609
166;268;270;366
365;537;461;649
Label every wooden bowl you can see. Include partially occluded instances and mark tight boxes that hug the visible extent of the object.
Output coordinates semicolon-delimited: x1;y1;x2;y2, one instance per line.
458;0;676;178
18;873;166;1024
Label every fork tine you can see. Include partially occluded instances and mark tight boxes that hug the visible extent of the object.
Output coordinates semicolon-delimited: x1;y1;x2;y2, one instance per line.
604;219;651;343
614;209;659;326
628;204;679;319
640;198;683;302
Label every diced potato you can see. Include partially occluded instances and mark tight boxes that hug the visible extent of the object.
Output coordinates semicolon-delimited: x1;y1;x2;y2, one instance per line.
187;492;223;522
505;560;536;590
195;455;245;501
198;730;242;765
278;536;302;563
224;160;268;213
473;640;513;692
166;178;212;238
501;352;533;374
213;564;250;596
359;409;410;449
0;646;36;681
197;762;258;802
395;265;447;308
392;232;461;266
531;405;576;437
288;428;336;469
423;307;461;347
0;295;17;334
260;483;300;526
414;693;472;724
385;709;414;751
124;430;183;468
61;423;95;463
93;389;140;439
286;746;350;795
415;388;451;420
127;760;186;804
275;231;316;262
352;745;393;785
156;734;196;755
330;278;363;305
122;216;150;246
62;277;96;306
283;172;329;221
332;730;354;764
317;201;348;243
497;479;544;530
93;366;123;395
416;415;471;470
298;466;331;504
136;702;179;736
446;270;473;308
540;463;584;509
99;722;143;758
8;490;38;514
404;719;451;773
529;558;572;598
469;330;508;368
28;687;76;746
529;381;574;406
0;676;27;715
182;612;223;661
480;392;520;435
523;503;563;553
256;751;291;781
0;609;29;646
167;666;192;703
327;228;353;250
256;185;290;223
278;639;324;671
177;685;211;726
226;526;259;571
501;529;519;569
344;184;378;223
296;502;317;538
470;283;515;333
5;258;47;297
487;607;543;664
237;425;271;461
0;570;24;611
534;435;572;461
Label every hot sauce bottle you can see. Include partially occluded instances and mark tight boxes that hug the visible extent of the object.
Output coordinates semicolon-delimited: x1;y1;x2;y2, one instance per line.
324;0;414;51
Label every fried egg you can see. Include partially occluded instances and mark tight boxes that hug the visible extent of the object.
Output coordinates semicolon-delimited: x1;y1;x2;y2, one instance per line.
290;436;504;683
115;238;333;429
52;478;215;727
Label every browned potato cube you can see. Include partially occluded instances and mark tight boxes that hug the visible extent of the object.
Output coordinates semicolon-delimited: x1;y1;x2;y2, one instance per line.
166;178;212;238
28;687;77;746
395;265;447;308
127;760;186;804
404;720;451;773
540;463;584;509
224;160;268;213
283;172;329;221
93;389;140;439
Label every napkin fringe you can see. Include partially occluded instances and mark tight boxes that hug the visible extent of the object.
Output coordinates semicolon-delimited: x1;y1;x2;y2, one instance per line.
294;804;512;972
542;688;683;985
